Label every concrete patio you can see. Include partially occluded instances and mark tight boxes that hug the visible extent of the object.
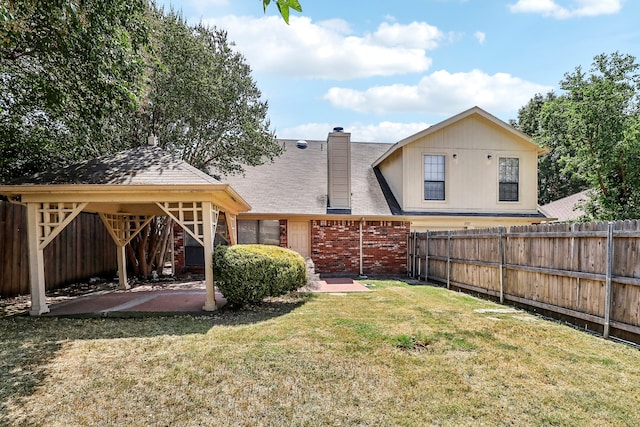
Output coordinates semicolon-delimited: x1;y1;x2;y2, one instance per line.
40;278;371;317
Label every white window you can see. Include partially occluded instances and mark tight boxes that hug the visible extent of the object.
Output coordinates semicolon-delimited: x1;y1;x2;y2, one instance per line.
237;220;280;245
499;157;519;202
424;155;445;200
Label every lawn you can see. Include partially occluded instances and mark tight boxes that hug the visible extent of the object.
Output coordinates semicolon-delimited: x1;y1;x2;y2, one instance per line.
1;280;639;426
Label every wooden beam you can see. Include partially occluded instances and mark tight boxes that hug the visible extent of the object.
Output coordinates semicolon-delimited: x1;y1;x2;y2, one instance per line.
116;244;129;290
26;203;49;315
38;202;88;250
226;213;237;245
202;201;218;311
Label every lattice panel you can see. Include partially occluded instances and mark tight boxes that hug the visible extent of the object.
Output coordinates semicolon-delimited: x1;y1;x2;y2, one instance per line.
157;202;219;246
100;214;154;247
37;202;87;249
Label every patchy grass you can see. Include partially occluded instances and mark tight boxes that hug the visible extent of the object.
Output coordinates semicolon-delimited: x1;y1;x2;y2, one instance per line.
1;280;639;426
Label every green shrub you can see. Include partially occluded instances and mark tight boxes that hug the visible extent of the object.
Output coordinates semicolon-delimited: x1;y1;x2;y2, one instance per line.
213;244;307;306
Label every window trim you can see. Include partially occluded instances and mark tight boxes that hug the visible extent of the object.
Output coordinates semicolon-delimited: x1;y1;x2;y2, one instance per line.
423;154;446;201
498;157;520;202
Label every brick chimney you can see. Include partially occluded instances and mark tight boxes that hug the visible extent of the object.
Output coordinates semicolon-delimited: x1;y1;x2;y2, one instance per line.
327;127;351;212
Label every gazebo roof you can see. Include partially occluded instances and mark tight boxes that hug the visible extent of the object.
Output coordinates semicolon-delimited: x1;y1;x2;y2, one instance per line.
0;146;250;215
0;145;249;315
13;146;221;186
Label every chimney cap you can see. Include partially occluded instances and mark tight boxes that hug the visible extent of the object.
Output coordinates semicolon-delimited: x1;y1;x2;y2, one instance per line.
333;126;344;132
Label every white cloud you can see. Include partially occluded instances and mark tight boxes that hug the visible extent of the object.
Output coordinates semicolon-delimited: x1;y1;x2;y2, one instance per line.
201;15;440;79
474;31;486;44
277;121;431;143
323;69;554;116
508;0;621;19
370;21;444;49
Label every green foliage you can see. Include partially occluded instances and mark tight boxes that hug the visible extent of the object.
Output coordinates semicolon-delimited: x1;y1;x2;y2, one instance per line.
515;52;640;219
263;0;302;24
137;8;282;176
539;52;640;220
0;0;149;181
213;244;306;306
514;92;589;204
1;2;283;182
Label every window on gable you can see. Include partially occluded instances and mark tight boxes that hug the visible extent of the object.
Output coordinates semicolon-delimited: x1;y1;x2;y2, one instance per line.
424;155;445;200
499;157;519;202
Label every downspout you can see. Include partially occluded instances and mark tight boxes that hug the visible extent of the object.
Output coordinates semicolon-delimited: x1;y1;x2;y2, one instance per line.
359;217;366;278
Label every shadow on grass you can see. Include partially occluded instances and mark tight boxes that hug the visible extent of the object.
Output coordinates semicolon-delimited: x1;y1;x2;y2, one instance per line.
0;292;315;423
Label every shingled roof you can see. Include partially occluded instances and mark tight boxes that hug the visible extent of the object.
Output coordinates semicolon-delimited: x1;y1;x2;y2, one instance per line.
539;190;590;222
11;146;220;186
219;139;393;216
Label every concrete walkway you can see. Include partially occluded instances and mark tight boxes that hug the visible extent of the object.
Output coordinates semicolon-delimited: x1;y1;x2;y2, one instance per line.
44;278;370;317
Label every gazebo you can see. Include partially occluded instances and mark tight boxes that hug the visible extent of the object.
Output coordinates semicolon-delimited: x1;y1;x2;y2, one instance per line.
0;145;250;315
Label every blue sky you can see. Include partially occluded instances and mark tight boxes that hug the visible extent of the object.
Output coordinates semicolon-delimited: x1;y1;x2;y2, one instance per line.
157;0;640;142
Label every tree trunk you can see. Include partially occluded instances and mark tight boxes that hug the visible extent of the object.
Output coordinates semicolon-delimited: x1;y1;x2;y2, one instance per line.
126;216;173;279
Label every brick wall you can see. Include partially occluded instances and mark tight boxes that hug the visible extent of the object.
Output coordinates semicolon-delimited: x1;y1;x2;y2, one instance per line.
279;219;288;247
172;224;206;275
311;220;409;276
173;224;186;274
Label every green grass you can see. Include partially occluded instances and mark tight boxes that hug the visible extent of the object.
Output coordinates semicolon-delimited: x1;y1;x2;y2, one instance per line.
1;280;640;426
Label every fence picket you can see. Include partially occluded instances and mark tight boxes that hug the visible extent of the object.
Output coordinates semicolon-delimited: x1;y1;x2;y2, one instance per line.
409;220;640;343
0;201;117;297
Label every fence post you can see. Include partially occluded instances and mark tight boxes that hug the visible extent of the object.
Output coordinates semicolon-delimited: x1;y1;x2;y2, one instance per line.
498;226;505;304
413;232;419;279
425;232;429;282
604;222;614;339
447;230;452;290
406;232;412;277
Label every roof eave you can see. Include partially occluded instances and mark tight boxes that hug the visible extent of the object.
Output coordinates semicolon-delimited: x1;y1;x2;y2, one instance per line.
0;183;251;214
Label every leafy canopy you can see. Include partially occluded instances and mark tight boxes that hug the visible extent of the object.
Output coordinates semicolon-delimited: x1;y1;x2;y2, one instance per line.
1;2;284;182
532;52;640;220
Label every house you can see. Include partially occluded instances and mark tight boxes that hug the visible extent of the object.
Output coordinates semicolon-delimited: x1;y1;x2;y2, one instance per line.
174;106;549;277
539;190;590;222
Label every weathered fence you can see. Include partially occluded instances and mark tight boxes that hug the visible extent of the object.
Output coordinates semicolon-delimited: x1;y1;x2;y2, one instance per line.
407;221;640;343
0;201;117;297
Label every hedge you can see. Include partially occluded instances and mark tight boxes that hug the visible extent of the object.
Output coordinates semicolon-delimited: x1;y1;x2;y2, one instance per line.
213;244;307;306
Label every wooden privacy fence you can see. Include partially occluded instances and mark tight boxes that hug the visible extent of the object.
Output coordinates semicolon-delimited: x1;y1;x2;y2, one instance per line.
0;201;117;298
407;221;640;343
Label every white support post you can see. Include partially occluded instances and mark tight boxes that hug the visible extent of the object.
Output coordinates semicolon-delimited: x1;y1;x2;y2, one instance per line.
27;203;49;315
116;244;129;290
202;201;217;311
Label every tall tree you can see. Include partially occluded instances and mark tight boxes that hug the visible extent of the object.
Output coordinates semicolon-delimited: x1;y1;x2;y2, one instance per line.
2;2;287;278
122;8;282;277
136;9;281;176
540;52;640;220
513;92;588;205
0;0;148;182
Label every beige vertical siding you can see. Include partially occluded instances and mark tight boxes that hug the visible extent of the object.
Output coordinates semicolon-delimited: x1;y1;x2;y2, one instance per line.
327;132;351;209
377;147;404;207
391;115;538;214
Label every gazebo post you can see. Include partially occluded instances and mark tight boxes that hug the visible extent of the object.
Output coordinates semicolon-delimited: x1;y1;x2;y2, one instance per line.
116;244;130;290
26;203;50;315
202;201;217;311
